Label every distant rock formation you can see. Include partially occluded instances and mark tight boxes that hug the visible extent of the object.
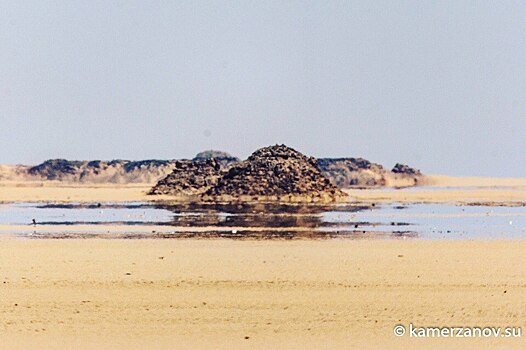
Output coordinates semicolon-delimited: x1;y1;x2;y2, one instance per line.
1;149;423;189
318;158;387;187
28;159;85;180
150;144;346;202
26;159;178;183
192;150;239;167
392;163;422;176
17;152;240;184
318;158;423;187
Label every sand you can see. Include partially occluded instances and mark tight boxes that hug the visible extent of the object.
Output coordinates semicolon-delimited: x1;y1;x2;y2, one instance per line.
345;175;526;204
344;187;526;204
0;181;153;203
427;175;526;187
1;177;525;348
1;238;525;349
2;177;526;204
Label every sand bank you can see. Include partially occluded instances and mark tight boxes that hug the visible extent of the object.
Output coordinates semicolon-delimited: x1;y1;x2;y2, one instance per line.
344;188;526;204
0;181;152;203
2;178;526;204
1;238;524;349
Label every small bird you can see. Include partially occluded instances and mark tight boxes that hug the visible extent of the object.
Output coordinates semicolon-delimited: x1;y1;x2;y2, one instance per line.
32;219;37;226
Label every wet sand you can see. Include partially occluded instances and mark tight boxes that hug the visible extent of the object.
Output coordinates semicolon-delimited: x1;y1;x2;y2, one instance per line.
1;238;525;349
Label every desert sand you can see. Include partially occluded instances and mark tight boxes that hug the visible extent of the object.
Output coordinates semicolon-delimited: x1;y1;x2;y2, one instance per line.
343;175;526;204
1;177;525;349
2;176;526;204
0;181;153;203
1;239;524;349
344;187;526;204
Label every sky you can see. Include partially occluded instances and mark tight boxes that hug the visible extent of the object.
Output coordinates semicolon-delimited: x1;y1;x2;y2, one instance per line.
0;1;525;177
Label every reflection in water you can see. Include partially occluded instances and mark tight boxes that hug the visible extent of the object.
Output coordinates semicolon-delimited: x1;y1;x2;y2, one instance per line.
7;202;373;229
27;230;418;240
1;202;411;239
3;202;524;240
157;203;372;228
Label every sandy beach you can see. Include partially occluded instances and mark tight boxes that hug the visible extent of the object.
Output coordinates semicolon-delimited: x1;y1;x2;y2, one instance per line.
1;238;524;349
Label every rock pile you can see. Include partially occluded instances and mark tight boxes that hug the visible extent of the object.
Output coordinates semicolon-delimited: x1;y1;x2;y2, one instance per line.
148;159;224;196
200;145;345;201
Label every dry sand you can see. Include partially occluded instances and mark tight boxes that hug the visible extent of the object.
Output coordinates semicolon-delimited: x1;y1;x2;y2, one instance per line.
427;175;526;187
0;181;153;203
345;175;526;204
1;238;525;349
2;176;526;204
344;187;526;204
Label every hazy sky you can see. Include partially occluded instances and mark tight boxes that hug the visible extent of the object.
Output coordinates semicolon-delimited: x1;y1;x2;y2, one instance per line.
1;1;525;176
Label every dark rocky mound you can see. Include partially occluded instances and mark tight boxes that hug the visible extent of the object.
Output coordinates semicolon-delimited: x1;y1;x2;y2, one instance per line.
148;159;224;196
392;163;422;175
202;145;346;201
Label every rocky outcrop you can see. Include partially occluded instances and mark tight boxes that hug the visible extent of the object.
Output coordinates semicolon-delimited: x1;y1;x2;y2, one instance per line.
26;159;178;183
318;158;423;188
201;145;346;201
192;150;239;167
148;159;224;196
148;151;241;195
20;151;240;184
3;149;423;189
28;159;85;180
392;163;422;175
149;144;345;202
318;158;387;187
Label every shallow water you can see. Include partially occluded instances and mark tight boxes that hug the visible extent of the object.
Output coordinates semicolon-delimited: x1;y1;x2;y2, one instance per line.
326;204;526;239
0;202;524;239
